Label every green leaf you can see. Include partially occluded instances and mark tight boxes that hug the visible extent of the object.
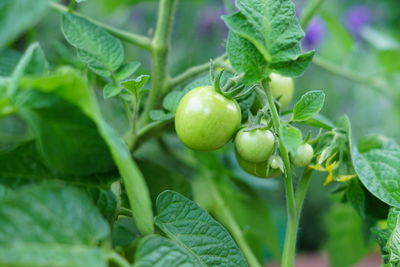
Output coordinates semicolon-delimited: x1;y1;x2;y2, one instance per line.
115;61;141;81
223;0;314;83
292;90;325;121
0;141;118;187
121;75;150;96
61;13;124;77
136;235;200;267
357;134;388;153
300;114;334;130
103;83;122;98
0;0;49;48
280;124;303;154
135;190;248;267
162;91;184;113
17;91;115;176
9;42;48;96
0;185;109;267
325;203;371;267
0;48;21;77
112;217;140;247
351;146;400;208
19;67;154;234
150;110;174;121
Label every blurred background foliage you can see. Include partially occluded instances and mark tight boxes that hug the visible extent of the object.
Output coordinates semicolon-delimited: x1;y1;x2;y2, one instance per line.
2;0;400;266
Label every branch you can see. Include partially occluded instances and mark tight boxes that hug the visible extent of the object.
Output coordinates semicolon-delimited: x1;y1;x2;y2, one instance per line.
167;53;230;90
312;56;393;99
50;2;152;51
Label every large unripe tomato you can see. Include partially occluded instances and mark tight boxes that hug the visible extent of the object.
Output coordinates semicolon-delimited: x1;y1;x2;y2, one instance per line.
235;129;275;163
270;73;294;108
175;86;241;151
236;152;281;178
291;143;314;167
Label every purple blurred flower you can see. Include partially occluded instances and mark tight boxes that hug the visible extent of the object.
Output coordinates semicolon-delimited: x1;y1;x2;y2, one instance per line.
198;7;227;37
303;17;326;50
344;5;374;37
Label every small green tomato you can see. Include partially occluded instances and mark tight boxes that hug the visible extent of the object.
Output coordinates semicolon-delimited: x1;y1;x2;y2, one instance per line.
234;128;275;163
291;143;314;167
236;152;281;178
175;86;241;151
270;73;294;108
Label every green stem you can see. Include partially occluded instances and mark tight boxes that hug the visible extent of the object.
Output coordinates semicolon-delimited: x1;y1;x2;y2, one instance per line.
259;81;297;267
138;0;178;127
295;168;313;216
119;207;133;217
108;252;131;267
312;56;393;100
204;173;262;267
50;2;152;50
300;0;326;29
166;53;228;90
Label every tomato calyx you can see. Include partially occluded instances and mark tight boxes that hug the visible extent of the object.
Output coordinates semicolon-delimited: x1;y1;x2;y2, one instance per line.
210;68;254;100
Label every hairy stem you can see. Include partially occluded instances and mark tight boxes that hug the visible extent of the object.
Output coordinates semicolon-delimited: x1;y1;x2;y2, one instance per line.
50;2;152;50
204;173;262;267
138;0;178;127
166;53;229;90
259;81;297;267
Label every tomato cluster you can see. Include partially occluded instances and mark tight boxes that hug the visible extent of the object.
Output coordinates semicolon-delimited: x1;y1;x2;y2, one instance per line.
174;74;314;178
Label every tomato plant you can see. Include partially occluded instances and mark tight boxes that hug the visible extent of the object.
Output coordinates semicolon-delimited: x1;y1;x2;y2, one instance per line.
1;0;400;267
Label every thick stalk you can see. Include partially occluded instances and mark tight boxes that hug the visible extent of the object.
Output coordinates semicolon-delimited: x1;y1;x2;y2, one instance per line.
138;0;178;127
204;173;262;267
259;81;297;267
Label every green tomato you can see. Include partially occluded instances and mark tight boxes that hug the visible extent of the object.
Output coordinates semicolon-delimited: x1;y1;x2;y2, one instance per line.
235;128;275;163
270;73;294;108
236;152;281;178
291;143;314;167
175;86;242;151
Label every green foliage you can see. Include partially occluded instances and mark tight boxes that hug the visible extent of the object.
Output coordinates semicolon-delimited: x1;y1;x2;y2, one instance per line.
292;91;325;122
223;0;314;83
280;124;303;154
0;0;49;48
135;191;247;267
324;203;372;267
0;185;109;267
61;13;124;77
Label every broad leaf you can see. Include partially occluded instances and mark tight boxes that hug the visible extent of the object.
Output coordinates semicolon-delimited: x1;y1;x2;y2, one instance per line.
0;0;49;47
0;141;118;187
19;67;154;234
17;91;115;176
136;191;248;267
223;0;314;83
121;75;150;97
0;185;109;267
103;83;123;98
115;61;141;81
150;110;174;121
162;91;184;113
61;13;124;77
292;90;325;121
352;147;400;208
280;124;303;154
0;48;21;77
325;203;371;267
9;42;48;96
